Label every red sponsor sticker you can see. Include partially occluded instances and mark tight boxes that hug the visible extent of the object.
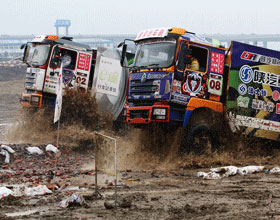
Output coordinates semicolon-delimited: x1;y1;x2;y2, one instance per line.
210;52;224;74
136;28;168;40
77;53;91;71
272;90;280;102
277;103;280;114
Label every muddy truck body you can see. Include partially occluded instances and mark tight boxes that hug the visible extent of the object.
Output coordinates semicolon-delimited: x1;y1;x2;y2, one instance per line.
119;27;280;152
21;35;128;120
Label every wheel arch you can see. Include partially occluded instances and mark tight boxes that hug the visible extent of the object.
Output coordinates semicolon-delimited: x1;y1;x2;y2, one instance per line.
183;106;222;128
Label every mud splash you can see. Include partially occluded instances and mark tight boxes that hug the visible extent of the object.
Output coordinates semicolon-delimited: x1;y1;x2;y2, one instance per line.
116;125;280;171
5;88;112;147
5;87;280;172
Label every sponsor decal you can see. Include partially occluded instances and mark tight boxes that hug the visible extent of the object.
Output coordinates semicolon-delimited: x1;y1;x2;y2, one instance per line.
136;28;169;40
172;80;182;93
186;72;202;94
241;51;280;66
147;73;163;80
177;87;181;93
252;99;274;112
248;86;267;97
210;52;224;74
182;73;207;98
237;96;250;108
173;80;181;87
141;73;147;83
239;65;254;83
238;84;247;95
77;72;88;77
171;92;190;105
277;103;280;114
235;115;280;132
239;65;280;88
96;56;122;97
253;70;280;87
62;69;75;85
77;53;91;71
272;90;280;101
97;84;117;94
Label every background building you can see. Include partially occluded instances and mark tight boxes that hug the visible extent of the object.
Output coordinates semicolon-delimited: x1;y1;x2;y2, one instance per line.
0;19;280;61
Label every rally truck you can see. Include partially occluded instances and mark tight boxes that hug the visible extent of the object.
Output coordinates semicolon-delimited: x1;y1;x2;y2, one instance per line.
119;27;280;153
21;35;128;120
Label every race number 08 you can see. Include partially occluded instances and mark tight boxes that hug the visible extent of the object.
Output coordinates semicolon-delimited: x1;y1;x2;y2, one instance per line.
209;79;221;91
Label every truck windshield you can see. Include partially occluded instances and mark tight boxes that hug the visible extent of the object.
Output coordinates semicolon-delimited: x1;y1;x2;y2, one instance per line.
25;42;51;66
133;38;176;69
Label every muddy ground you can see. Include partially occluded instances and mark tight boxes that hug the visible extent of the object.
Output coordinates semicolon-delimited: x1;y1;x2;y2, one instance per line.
2;75;280;219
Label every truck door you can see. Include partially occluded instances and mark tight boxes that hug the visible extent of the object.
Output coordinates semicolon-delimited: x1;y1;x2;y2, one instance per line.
181;44;209;98
45;47;92;94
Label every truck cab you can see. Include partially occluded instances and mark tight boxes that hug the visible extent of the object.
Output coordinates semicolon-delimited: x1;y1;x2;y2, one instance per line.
121;28;227;128
21;35;96;108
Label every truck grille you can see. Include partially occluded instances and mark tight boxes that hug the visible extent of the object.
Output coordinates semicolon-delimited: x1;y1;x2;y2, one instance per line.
130;79;157;96
129;110;149;119
25;73;36;89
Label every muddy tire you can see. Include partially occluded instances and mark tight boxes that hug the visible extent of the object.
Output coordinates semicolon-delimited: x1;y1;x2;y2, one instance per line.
180;109;222;154
183;123;220;154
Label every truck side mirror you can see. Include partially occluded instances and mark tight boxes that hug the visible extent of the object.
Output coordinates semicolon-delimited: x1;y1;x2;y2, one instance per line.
49;47;61;69
119;39;135;68
120;44;127;67
23;44;30;63
177;45;192;71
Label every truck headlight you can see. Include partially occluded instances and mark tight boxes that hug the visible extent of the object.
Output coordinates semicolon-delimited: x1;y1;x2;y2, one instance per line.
153;108;166;116
30;96;40;106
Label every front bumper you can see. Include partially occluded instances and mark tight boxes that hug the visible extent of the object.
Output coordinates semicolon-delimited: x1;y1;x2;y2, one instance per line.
20;93;42;108
125;103;170;124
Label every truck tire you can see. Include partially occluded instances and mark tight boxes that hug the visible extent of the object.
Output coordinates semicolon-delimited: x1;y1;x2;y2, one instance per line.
180;109;222;154
183;123;220;154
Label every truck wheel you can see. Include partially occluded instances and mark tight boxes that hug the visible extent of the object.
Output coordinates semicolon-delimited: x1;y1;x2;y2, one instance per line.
184;123;220;154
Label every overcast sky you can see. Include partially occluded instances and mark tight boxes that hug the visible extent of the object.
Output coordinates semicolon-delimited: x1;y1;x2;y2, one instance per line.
0;0;279;36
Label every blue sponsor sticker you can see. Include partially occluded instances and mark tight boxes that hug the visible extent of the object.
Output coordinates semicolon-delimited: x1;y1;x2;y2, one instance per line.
62;69;75;85
239;65;253;83
238;83;247;95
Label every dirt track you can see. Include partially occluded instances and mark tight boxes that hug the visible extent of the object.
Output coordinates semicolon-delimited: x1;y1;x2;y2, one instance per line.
0;80;23;138
2;78;280;219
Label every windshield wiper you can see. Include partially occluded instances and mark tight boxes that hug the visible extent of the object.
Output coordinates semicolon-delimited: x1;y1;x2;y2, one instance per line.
147;63;160;67
133;64;160;70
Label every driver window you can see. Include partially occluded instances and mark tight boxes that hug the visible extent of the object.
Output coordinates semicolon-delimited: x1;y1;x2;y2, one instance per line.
187;45;208;73
60;49;77;70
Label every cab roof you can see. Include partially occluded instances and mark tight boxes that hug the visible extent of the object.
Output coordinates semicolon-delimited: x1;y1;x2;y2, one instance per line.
135;27;224;48
31;34;91;50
